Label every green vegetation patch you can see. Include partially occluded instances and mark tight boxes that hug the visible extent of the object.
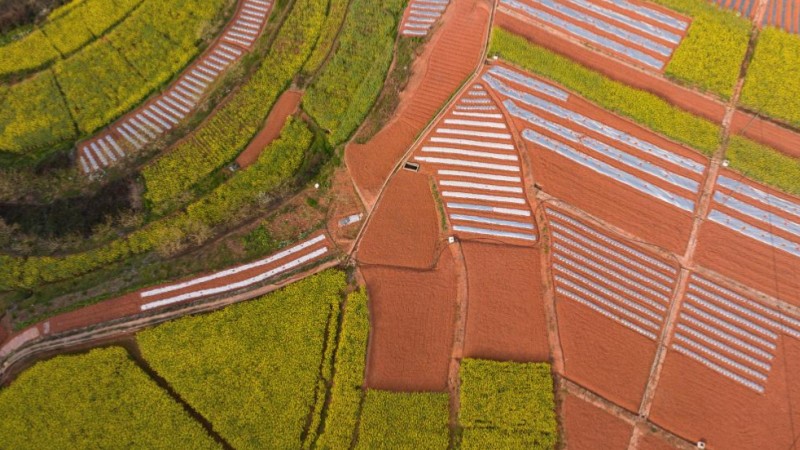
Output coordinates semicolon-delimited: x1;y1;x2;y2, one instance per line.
0;70;76;154
0;347;218;449
459;359;558;449
651;0;750;99
726;136;800;196
301;0;350;77
0;118;312;290
740;27;800;128
356;390;451;449
304;0;406;145
138;270;346;449
489;28;721;155
142;0;327;210
318;289;370;449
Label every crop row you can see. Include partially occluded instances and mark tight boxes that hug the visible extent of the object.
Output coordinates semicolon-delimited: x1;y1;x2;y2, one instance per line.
489;27;721;154
651;0;751;100
0;118;312;290
0;0;142;78
142;0;328;210
300;0;351;78
137;270;346;449
458;359;558;449
0;0;227;158
304;0;407;145
740;27;800;128
726;136;800;196
0;347;218;448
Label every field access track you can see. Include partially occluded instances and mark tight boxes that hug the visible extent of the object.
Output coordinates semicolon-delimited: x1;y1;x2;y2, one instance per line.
411;80;538;245
545;205;680;410
497;0;690;71
650;270;800;449
483;63;707;253
77;0;274;174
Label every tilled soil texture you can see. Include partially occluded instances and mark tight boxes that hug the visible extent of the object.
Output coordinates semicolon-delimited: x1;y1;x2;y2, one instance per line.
362;250;458;391
345;0;491;207
561;392;634;449
649;334;800;448
235;90;302;168
484;63;706;255
694;168;800;304
544;205;681;411
497;0;690;73
495;11;800;161
357;170;442;269
461;242;549;361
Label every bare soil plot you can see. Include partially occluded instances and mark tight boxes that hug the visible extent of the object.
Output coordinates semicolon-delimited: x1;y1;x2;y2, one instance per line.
461;242;549;362
345;0;491;207
357;170;442;269
561;392;633;449
362;250;458;391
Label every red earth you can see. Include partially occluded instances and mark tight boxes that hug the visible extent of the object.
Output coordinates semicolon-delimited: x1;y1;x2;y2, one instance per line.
494;12;800;161
461;242;550;362
362;249;458;391
561;392;634;449
345;0;492;207
235;89;302;167
356;170;442;269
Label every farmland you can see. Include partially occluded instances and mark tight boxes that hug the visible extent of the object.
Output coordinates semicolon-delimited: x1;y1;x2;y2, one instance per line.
4;0;800;447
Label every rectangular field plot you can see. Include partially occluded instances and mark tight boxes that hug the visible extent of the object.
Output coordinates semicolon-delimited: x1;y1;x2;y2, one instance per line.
695;168;800;303
545;205;680;410
497;0;690;71
412;80;538;245
484;64;705;253
649;271;800;449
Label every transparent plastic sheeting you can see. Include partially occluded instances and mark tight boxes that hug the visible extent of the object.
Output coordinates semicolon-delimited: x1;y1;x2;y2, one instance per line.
717;175;800;220
487;66;569;101
505;100;700;193
607;0;689;31
708;209;800;258
524;129;696;211
500;0;665;69
566;0;682;43
483;73;706;174
713;191;800;238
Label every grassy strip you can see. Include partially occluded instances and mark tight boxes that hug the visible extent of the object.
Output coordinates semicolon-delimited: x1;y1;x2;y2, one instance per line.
0;118;311;290
318;289;370;449
0;347;219;449
138;270;346;449
458;359;557;449
489;28;721;155
304;0;406;145
649;0;750;100
300;0;350;78
142;0;327;211
355;390;451;449
740;27;800;128
726;136;800;196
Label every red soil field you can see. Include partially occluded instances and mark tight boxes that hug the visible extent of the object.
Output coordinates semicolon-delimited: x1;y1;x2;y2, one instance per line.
557;297;659;411
494;13;800;161
649;337;800;449
486;63;706;254
362;250;458;391
637;431;687;450
561;392;634;449
461;242;549;362
345;0;491;207
235;89;302;167
356;170;442;269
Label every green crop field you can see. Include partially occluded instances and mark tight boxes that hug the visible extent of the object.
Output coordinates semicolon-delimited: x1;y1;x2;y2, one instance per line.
0;347;218;449
138;270;346;449
356;390;451;449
